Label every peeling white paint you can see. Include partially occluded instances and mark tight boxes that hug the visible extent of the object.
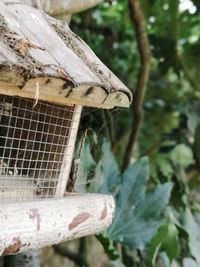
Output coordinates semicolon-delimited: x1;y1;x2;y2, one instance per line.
0;194;115;256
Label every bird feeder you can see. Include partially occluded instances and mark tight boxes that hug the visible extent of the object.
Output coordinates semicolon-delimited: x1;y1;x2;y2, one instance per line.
0;0;132;256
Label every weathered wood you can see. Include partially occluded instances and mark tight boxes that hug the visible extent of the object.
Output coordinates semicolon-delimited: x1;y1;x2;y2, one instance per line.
0;194;115;256
40;0;104;15
0;82;112;109
4;0;104;15
0;0;132;109
55;105;82;197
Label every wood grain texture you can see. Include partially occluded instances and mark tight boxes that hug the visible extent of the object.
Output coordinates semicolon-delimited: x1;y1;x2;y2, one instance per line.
55;105;82;197
0;0;132;108
0;193;115;255
4;0;104;15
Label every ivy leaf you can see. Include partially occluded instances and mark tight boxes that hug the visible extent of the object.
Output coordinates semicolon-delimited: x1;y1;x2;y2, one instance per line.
148;220;180;266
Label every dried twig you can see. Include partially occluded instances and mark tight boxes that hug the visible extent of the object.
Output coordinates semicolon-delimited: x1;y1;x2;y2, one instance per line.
57;67;75;84
121;0;152;172
53;244;90;267
14;38;45;56
70;129;88;192
33;82;40;108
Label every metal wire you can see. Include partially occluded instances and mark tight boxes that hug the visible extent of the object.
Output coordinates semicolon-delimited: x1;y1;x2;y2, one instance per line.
0;95;76;202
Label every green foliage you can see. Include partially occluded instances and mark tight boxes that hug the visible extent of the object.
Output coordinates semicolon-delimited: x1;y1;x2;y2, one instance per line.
106;164;173;249
96;234;120;261
90;141;173;250
109;260;126;267
148;220;179;266
182;208;200;264
76;140;173;263
72;138;95;192
71;0;200;266
92;140;120;194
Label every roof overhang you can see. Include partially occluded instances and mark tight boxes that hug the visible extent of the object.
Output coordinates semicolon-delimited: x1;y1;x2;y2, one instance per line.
0;0;132;109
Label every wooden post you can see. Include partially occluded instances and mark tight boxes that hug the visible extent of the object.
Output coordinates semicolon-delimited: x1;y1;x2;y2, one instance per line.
55;105;82;197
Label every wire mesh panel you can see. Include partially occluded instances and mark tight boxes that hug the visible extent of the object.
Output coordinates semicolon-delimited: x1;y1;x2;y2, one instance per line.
0;95;79;202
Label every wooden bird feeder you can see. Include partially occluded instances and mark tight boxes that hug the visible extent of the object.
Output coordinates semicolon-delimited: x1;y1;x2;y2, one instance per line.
0;0;132;256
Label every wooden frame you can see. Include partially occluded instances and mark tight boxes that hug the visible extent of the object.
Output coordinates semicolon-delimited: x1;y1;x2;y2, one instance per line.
55;105;82;197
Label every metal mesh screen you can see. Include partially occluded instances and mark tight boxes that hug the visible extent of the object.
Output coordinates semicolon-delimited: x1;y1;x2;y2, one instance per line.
0;95;77;202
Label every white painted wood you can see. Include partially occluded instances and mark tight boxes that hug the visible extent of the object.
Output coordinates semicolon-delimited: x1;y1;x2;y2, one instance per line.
0;193;115;256
55;105;82;197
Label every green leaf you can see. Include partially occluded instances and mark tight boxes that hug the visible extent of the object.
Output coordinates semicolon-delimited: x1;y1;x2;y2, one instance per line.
169;144;194;168
118;157;149;207
91;139;120;194
109;260;126;267
182;208;200;264
104;157;173;249
187;111;200;135
96;234;120;261
74;140;95;192
151;154;174;181
91;142;173;254
148;220;180;266
183;258;199;267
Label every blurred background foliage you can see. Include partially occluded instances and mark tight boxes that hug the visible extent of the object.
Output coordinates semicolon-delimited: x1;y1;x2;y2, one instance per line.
55;1;200;267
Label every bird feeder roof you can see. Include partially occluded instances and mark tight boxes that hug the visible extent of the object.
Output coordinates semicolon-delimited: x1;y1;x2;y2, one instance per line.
0;0;132;109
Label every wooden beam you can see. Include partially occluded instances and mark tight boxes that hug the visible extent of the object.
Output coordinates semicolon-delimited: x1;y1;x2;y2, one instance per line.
0;194;115;256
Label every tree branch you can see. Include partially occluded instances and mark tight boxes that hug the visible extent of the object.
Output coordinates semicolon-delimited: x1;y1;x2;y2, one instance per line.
186;165;200;181
121;0;152;172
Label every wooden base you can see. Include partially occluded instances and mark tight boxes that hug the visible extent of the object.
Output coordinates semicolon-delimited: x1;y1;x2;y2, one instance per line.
0;193;115;256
